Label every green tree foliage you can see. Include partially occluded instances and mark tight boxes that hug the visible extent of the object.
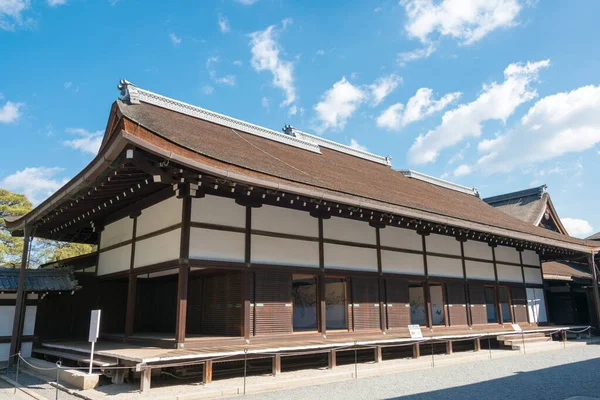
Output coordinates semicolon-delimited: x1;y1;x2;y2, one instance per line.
0;189;94;268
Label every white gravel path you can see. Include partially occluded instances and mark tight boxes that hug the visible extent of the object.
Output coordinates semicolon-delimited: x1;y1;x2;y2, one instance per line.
242;345;600;400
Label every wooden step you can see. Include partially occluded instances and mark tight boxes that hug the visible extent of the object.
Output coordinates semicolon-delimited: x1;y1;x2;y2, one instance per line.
496;332;546;341
32;347;117;367
502;337;552;346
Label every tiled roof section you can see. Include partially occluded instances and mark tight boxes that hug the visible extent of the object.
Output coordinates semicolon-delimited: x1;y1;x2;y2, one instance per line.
586;232;600;241
483;185;547;225
0;268;78;292
117;99;597;248
542;261;592;281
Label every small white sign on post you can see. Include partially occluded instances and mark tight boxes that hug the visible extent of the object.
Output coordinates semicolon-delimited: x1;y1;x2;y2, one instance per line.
88;310;101;375
511;323;522;332
408;324;423;339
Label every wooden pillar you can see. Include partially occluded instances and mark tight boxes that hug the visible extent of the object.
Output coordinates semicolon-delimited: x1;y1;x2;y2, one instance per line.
272;354;281;376
459;240;472;327
125;217;137;339
560;330;567;342
243;207;252;339
328;350;337;368
203;360;213;383
490;245;503;325
412;343;420;359
175;190;192;347
318;218;326;336
9;224;30;363
376;228;386;332
518;250;529;325
140;368;151;392
588;253;600;329
374;345;383;363
446;341;453;355
422;234;433;329
474;338;481;352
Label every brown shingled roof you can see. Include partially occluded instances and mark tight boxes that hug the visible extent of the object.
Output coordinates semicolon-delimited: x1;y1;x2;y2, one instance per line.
543;261;592;281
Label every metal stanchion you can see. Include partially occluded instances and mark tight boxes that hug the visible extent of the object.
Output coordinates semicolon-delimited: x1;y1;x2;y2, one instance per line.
354;341;358;379
431;343;435;368
55;361;61;400
14;352;20;394
488;335;492;359
521;331;526;355
243;349;247;396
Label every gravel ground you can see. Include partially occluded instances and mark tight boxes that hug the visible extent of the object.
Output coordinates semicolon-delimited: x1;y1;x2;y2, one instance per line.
0;368;79;400
243;344;600;400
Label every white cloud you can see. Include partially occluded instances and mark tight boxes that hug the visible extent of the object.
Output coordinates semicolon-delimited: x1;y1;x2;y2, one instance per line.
233;60;243;66
235;0;258;5
476;84;600;173
261;96;269;111
214;75;236;86
218;13;230;33
0;167;68;205
64;81;72;89
349;139;368;152
202;85;214;95
313;77;366;133
448;143;470;165
374;6;382;12
281;17;293;29
316;49;325;56
169;32;181;45
401;0;524;45
47;0;67;6
63;128;103;155
453;164;472;177
288;105;297;116
0;0;30;30
206;56;236;86
408;59;549;164
369;74;402;106
398;42;436;66
249;24;296;108
562;218;594;238
377;87;460;130
0;100;23;123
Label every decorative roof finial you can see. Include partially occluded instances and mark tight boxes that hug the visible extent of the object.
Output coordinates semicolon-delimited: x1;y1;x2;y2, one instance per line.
117;79;140;105
282;124;295;137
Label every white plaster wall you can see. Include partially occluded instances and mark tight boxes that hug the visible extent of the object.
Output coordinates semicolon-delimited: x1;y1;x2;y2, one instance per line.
522;250;540;266
527;288;547;323
189;227;245;262
23;306;37;336
100;217;133;249
137;196;182;237
524;267;543;284
496;264;523;283
252;205;317;237
137;269;179;279
251;235;319;267
134;229;181;268
0;294;16;300
191;195;245;228
0;306;14;336
426;234;461;256
97;244;131;276
323;217;376;245
324;244;377;272
427;256;464;278
27;294;38;300
0;344;9;363
379;227;422;251
465;260;495;281
464;240;493;260
21;342;32;358
494;245;521;264
381;251;424;275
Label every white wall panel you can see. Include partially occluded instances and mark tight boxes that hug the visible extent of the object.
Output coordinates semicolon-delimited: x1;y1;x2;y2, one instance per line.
426;234;461;256
324;244;377;272
494;245;521;264
0;294;16;300
524;267;543;284
0;306;14;336
522;250;540;266
464;240;493;260
323;217;376;244
191;195;245;228
465;260;495;281
189;228;245;262
134;229;181;268
137;196;182;237
527;288;547;323
251;235;319;267
253;205;317;237
0;344;9;362
427;256;464;278
497;263;523;283
98;245;131;276
379;227;422;251
21;342;32;358
381;251;424;275
23;306;37;336
100;217;133;249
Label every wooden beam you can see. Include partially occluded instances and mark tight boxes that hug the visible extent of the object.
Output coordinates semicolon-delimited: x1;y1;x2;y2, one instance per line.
175;190;192;346
9;224;30;365
125;217;137;338
446;341;453;355
243;206;251;339
318;217;326;336
203;360;213;384
412;343;420;359
328;350;337;369
140;368;151;392
459;241;472;327
374;345;383;363
272;354;281;376
422;235;433;329
491;246;503;325
376;228;386;332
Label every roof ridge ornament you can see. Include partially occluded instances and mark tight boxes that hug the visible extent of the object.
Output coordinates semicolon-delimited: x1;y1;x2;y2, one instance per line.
117;79;140;105
399;169;480;197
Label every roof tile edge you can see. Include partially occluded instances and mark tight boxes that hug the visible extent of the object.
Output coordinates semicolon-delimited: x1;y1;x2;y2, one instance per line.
399;169;480;197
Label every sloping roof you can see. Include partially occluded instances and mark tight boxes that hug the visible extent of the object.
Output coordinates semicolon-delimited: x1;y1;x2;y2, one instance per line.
5;82;600;253
0;268;78;292
587;232;600;241
542;261;592;281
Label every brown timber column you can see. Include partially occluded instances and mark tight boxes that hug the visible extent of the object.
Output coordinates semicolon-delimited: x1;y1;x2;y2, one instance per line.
421;233;433;329
518;250;530;325
375;227;386;332
242;206;252;339
589;252;600;329
490;245;503;325
9;224;30;364
318;217;326;336
125;217;138;338
459;240;472;327
176;188;192;347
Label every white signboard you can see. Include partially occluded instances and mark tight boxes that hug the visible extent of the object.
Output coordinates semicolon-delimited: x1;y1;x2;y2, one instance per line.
511;323;522;332
89;310;101;343
408;324;423;339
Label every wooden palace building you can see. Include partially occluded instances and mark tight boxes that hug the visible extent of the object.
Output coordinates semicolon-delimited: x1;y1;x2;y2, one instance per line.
5;80;600;390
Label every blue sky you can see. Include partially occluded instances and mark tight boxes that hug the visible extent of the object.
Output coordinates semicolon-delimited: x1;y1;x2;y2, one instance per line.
1;0;600;237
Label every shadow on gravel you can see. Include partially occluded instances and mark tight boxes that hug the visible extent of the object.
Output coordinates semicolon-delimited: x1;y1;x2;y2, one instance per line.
388;354;600;400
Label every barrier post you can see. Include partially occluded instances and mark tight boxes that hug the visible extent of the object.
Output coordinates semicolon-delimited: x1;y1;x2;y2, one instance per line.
354;341;358;379
243;349;248;395
430;343;435;368
14;352;20;394
488;335;492;359
55;361;61;400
